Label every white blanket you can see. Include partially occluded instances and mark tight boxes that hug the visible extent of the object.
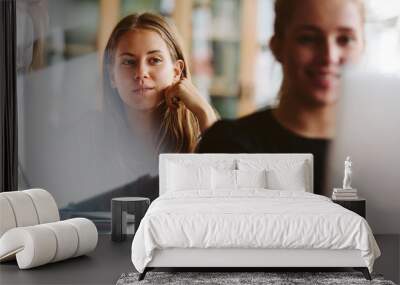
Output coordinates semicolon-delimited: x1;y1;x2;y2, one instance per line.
131;190;380;273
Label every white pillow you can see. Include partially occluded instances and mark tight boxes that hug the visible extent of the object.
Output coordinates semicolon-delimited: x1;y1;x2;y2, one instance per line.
211;169;268;190
237;169;268;188
238;159;309;192
167;162;212;191
212;169;237;190
266;165;307;191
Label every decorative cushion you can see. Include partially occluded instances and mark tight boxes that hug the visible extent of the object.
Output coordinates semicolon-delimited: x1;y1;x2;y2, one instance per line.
211;169;268;191
160;155;237;194
212;169;237;190
237;159;310;191
236;169;268;189
0;218;98;269
266;167;307;191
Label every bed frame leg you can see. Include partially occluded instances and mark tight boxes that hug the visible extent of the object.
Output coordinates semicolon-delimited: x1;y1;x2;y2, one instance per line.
138;268;148;281
354;267;371;280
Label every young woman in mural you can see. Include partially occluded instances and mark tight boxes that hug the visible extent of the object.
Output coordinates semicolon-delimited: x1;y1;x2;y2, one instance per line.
197;0;365;195
103;12;217;154
68;13;218;211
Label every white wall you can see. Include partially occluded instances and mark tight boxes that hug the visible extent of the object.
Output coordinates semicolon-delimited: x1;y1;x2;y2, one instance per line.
328;70;400;234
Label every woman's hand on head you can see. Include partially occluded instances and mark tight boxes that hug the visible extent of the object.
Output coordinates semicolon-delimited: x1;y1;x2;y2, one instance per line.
164;78;218;132
164;78;204;112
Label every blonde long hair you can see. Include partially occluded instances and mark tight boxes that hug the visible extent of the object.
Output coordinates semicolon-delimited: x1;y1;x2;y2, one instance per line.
103;13;200;153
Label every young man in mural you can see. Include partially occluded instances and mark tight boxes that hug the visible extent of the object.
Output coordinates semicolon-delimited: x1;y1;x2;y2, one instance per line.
197;0;365;196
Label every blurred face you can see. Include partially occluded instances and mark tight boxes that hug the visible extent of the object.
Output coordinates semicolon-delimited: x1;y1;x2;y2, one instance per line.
274;0;364;106
111;29;182;111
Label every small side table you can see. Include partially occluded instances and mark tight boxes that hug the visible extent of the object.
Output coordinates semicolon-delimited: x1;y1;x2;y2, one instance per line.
111;197;150;241
332;197;366;218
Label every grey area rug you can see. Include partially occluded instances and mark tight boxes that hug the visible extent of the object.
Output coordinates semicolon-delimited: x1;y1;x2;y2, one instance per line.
116;272;396;285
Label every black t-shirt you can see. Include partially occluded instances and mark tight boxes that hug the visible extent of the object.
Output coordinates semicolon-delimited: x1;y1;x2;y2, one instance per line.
196;108;330;196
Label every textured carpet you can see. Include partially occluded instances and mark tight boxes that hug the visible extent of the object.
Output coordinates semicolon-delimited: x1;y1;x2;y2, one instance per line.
116;271;396;285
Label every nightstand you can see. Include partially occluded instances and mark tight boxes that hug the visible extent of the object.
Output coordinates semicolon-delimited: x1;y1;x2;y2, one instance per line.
111;197;150;241
332;197;366;218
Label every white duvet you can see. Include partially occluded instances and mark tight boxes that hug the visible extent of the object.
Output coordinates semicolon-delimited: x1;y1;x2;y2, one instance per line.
131;190;380;273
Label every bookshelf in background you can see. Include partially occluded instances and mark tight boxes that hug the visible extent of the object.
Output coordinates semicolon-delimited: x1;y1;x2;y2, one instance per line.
190;0;258;119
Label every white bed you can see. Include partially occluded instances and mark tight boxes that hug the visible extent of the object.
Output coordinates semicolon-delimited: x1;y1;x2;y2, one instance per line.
131;154;380;280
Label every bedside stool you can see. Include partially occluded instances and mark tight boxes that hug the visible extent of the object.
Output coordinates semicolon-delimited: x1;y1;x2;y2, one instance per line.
111;197;150;242
332;197;366;218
